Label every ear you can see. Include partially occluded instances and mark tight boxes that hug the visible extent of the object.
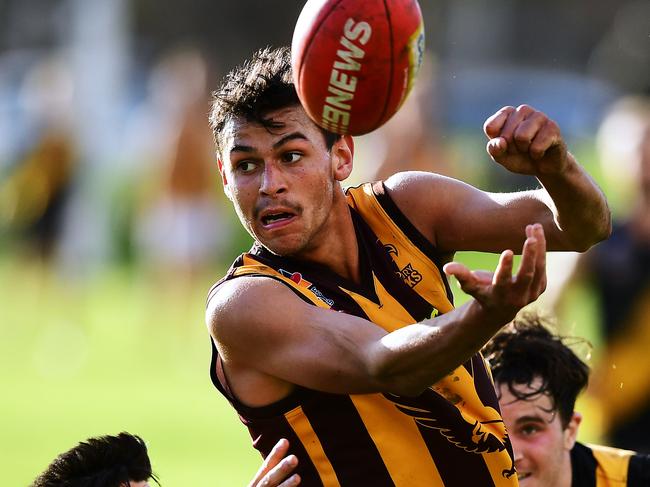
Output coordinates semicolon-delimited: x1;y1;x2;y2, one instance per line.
332;135;354;182
217;158;233;200
563;411;582;450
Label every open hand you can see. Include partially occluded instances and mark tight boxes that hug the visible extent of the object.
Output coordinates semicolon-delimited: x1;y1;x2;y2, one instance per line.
443;224;547;324
483;105;569;176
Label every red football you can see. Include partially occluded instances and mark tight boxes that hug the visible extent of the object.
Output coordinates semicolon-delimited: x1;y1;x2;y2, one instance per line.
291;0;425;136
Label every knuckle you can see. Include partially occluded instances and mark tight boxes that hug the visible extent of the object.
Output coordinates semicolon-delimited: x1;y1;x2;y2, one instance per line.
514;131;532;144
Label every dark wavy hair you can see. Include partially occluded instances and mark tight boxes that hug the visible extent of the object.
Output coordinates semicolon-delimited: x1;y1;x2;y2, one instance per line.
32;432;159;487
209;46;339;158
482;311;591;428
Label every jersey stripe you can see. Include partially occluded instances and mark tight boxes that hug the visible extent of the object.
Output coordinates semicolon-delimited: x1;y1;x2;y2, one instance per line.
342;274;415;331
347;183;455;313
285;406;341;486
249;411;326;486
628;452;650;486
350;393;446;486
591;445;633;487
302;393;395;486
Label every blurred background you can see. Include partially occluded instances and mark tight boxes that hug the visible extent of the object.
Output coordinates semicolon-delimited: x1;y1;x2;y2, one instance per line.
1;0;649;485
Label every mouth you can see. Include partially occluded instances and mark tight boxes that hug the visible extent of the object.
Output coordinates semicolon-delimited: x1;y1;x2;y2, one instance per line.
259;209;297;228
517;472;531;481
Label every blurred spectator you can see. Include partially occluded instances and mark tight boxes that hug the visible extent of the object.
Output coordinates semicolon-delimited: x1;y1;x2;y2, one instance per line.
131;47;232;283
588;1;650;96
555;95;650;453
353;52;454;184
0;55;77;262
350;51;453;184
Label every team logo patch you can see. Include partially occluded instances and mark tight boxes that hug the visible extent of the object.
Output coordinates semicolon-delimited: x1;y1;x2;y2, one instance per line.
279;269;312;288
398;263;423;288
384;244;423;288
279;269;335;307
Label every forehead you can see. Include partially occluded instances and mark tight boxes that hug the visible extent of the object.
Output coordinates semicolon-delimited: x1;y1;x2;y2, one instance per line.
497;379;555;419
221;105;324;156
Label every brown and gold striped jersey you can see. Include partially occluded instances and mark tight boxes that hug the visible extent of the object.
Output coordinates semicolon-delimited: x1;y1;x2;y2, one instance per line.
208;182;518;486
572;442;650;487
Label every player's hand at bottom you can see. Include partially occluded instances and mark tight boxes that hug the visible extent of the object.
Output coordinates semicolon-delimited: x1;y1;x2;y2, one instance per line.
443;223;547;324
249;439;300;487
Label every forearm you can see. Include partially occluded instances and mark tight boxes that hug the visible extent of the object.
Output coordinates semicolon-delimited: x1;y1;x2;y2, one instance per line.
537;153;611;251
369;300;505;396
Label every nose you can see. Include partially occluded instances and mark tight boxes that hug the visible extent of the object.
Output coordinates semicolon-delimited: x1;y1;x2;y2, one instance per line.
259;162;288;196
511;437;524;464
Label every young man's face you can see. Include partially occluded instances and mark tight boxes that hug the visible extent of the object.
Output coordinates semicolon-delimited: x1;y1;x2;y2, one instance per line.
497;379;581;487
218;105;352;256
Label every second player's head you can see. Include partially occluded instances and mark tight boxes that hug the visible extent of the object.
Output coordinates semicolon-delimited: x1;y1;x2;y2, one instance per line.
32;432;157;487
482;312;590;487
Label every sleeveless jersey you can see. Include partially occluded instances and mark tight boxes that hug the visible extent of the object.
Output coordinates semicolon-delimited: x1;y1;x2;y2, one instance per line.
571;442;650;487
208;182;517;487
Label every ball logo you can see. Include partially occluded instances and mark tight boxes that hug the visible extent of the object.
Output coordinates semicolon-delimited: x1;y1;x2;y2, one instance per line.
320;19;372;134
405;21;425;102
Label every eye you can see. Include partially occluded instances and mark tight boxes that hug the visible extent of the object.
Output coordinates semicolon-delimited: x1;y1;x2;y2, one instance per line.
520;424;541;436
282;151;302;163
236;160;258;173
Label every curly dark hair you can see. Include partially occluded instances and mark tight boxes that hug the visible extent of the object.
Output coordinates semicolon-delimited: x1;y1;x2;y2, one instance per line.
482;311;591;428
32;432;159;487
209;46;340;158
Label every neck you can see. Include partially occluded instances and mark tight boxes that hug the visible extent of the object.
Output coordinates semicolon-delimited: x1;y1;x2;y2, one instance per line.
296;198;361;283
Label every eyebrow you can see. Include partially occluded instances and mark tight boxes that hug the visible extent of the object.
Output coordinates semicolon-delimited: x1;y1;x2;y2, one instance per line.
515;415;547;425
272;132;308;150
230;132;309;155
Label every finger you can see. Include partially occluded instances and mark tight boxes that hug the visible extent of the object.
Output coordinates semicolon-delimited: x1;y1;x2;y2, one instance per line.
250;439;291;485
512;110;547;154
486;136;508;160
498;104;535;147
530;224;547;296
443;262;480;295
493;249;514;286
529;119;562;161
260;456;299;487
278;474;301;487
514;227;538;290
483;106;515;139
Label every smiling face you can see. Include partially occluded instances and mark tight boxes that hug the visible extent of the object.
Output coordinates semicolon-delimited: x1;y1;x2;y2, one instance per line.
218;105;353;257
498;379;581;487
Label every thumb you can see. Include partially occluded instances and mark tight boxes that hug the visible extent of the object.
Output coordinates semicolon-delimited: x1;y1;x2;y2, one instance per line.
487;137;508;160
444;262;477;294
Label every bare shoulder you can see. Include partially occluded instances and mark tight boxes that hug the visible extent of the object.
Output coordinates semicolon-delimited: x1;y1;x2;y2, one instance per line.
382;171;482;247
384;171;480;205
206;276;305;349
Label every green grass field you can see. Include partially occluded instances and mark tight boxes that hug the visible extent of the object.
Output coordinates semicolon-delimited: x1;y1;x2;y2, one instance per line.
1;259;262;486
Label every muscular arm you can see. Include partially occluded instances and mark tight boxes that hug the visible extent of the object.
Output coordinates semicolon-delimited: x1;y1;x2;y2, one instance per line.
208;226;546;399
385;105;611;254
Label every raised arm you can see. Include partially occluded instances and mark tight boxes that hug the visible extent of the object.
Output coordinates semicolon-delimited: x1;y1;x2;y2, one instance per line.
208;225;546;400
385;105;611;254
